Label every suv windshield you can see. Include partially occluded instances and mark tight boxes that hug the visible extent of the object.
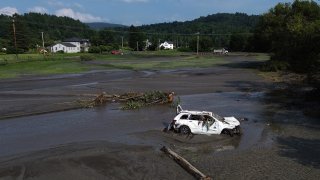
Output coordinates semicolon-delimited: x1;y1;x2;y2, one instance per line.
212;113;224;121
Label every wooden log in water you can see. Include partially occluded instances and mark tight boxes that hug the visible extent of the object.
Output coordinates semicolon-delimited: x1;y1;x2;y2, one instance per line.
160;146;212;180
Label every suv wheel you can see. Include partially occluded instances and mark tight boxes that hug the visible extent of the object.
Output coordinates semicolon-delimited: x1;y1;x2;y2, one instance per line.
179;125;191;135
222;129;234;137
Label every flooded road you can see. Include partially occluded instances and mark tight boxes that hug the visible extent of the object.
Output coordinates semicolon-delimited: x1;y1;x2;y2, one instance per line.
0;92;267;157
0;55;319;179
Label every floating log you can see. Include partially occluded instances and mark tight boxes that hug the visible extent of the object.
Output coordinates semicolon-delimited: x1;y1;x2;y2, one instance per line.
160;146;212;180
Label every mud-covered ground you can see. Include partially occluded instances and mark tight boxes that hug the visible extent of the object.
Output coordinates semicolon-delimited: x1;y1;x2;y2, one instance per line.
0;55;319;180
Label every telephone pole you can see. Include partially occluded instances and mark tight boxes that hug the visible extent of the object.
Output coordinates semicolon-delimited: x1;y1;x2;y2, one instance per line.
12;19;18;59
196;32;200;55
41;32;45;49
136;41;139;51
121;36;124;49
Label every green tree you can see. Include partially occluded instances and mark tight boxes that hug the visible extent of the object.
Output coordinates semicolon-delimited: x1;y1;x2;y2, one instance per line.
128;25;145;51
254;0;320;72
229;34;248;51
99;29;115;45
189;36;213;52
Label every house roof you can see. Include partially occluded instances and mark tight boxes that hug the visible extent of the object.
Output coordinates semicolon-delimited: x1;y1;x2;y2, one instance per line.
162;41;173;45
64;37;89;42
61;42;77;47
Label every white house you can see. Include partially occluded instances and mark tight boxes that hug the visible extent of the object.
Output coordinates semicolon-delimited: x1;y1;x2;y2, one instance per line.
50;42;80;53
159;41;174;50
50;37;90;53
64;38;90;52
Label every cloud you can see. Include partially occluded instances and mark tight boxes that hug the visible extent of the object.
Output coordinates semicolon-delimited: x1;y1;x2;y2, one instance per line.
0;7;18;16
48;0;84;9
55;8;104;22
73;3;84;9
28;6;48;14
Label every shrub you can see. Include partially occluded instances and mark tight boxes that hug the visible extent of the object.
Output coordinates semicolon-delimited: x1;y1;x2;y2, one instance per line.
0;59;8;66
260;60;289;72
177;47;191;52
88;46;101;53
80;54;95;61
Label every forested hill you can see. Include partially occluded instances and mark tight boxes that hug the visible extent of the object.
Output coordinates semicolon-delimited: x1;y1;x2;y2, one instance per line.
86;22;127;30
0;13;93;52
0;12;260;53
137;13;260;34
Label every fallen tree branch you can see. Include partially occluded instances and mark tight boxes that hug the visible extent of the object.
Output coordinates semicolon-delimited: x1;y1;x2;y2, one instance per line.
161;146;212;180
78;91;175;109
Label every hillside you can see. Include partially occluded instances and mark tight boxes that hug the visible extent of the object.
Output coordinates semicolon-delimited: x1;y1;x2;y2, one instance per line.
0;12;261;53
138;13;260;34
0;13;93;53
86;22;127;30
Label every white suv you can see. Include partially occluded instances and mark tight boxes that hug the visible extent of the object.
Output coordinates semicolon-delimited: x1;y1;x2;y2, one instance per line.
168;105;241;136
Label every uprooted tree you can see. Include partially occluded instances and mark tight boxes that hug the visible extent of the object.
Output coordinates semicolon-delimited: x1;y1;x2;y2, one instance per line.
78;91;176;109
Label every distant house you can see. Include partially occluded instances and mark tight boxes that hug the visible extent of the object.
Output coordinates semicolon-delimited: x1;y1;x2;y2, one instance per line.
159;41;174;50
50;37;90;53
64;38;90;52
145;39;152;50
51;42;80;53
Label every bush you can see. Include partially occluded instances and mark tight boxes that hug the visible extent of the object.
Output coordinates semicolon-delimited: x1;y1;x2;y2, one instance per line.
6;47;25;54
122;47;133;51
80;54;95;61
0;59;8;66
177;47;191;52
88;46;101;53
260;60;290;72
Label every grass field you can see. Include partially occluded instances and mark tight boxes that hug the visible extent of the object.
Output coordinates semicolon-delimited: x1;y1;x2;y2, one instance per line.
0;52;266;79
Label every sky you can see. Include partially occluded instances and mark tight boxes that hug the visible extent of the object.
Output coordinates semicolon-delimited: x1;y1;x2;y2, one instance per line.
0;0;297;25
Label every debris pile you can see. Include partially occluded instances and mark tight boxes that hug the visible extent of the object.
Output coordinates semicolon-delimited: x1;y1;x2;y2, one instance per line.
78;91;175;109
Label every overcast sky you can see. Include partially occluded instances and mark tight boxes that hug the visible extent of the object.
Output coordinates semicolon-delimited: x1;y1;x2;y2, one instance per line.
0;0;296;25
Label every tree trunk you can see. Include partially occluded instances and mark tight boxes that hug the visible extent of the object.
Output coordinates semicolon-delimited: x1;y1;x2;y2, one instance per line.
161;146;212;180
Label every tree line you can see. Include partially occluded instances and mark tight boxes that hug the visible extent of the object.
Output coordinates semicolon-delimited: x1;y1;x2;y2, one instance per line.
254;0;320;73
0;1;319;73
0;12;260;53
0;13;94;53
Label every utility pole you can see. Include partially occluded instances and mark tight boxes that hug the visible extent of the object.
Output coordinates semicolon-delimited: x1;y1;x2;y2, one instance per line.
12;19;18;59
145;40;148;50
196;32;200;55
121;36;124;49
41;32;45;58
41;32;45;49
136;41;139;51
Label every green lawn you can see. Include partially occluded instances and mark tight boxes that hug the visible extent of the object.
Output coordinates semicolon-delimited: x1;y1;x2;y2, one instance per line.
0;52;224;78
0;59;89;78
100;55;224;70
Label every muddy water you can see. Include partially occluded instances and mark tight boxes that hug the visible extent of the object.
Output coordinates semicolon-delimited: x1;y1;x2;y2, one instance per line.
0;91;269;157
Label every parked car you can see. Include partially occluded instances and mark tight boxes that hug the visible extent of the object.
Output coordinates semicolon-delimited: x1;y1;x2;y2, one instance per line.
111;50;122;55
168;105;241;136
